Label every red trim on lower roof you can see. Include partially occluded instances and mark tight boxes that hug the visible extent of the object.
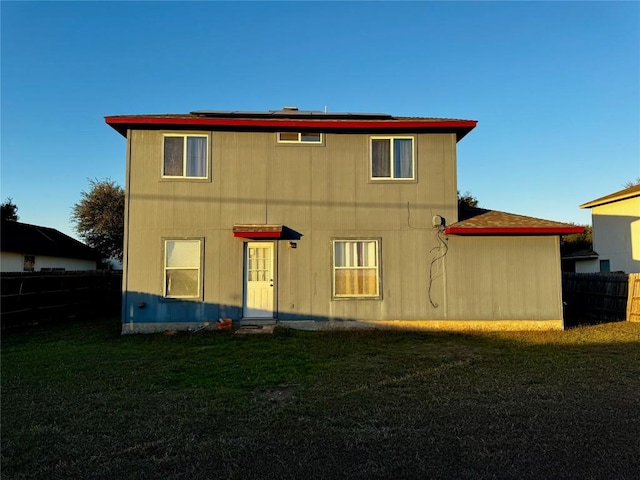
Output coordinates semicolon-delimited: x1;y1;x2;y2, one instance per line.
444;226;585;235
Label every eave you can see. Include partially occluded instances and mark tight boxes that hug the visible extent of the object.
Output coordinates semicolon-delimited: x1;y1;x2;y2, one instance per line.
445;207;585;236
233;224;284;239
580;184;640;209
444;226;585;235
104;114;477;141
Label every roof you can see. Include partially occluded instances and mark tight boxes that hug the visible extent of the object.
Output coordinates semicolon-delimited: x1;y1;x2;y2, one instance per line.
105;108;477;141
444;207;584;235
233;224;283;239
580;183;640;209
1;220;100;260
561;249;599;260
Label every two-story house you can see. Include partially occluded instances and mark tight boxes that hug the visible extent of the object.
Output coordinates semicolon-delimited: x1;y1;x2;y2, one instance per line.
577;184;640;273
106;108;581;333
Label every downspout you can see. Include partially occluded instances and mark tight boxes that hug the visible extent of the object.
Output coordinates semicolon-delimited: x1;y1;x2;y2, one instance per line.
121;129;133;333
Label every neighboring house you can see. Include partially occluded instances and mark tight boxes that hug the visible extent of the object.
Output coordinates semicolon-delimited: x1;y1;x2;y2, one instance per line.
105;108;581;333
0;219;99;272
575;184;640;273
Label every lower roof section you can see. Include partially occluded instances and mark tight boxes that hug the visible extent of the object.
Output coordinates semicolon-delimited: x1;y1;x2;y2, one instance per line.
233;224;283;239
445;207;584;236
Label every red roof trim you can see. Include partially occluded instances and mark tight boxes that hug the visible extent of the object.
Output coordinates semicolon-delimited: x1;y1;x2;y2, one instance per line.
233;231;282;239
232;224;284;239
105;116;477;135
444;226;585;235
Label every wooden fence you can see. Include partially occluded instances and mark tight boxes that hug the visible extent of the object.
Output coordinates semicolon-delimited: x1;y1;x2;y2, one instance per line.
628;273;640;323
1;270;122;330
562;272;631;326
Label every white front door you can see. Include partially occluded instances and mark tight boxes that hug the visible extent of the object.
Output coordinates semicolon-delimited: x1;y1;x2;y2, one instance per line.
243;242;275;318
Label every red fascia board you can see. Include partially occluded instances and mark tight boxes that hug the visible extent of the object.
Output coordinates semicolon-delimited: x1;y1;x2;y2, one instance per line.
233;231;282;239
105;116;477;134
444;226;585;235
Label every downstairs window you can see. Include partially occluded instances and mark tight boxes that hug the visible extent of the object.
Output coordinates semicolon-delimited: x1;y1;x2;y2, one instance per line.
332;239;381;298
164;239;202;299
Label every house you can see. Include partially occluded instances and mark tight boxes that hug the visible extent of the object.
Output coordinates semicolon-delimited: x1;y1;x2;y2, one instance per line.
105;108;581;333
575;184;640;273
0;219;99;272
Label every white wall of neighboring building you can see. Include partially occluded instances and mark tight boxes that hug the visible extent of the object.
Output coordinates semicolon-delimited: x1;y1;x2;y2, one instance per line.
591;196;640;273
575;259;599;273
0;251;96;272
0;252;24;272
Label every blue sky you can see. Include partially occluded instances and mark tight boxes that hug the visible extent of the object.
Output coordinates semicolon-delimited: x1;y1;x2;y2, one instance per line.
2;1;638;238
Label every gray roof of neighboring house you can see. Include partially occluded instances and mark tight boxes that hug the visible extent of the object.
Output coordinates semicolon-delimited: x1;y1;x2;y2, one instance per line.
1;220;99;261
561;249;599;260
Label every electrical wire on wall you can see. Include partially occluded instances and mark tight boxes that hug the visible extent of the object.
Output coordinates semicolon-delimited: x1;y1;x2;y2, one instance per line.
428;224;449;308
406;202;450;308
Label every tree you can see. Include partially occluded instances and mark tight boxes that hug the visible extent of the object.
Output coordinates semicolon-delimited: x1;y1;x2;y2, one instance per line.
1;198;19;221
623;178;640;188
71;179;125;261
560;224;593;256
458;190;479;209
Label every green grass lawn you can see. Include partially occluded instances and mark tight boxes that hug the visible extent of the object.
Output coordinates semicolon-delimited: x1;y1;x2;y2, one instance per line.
2;318;639;480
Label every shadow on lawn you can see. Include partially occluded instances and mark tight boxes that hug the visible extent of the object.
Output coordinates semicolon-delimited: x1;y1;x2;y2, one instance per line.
1;314;639;480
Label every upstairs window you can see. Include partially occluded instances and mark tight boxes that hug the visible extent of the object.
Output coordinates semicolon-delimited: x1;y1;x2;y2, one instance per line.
163;134;208;178
332;239;381;299
277;132;323;144
370;136;414;180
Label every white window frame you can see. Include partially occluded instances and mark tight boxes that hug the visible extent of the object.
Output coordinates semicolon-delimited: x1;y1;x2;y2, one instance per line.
163;238;203;299
277;132;324;144
332;239;381;299
162;134;209;179
370;136;415;180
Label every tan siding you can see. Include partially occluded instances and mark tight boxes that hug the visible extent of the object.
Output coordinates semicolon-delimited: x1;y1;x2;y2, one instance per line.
267;138;313;229
445;236;563;320
277;238;313;320
127;129;515;325
310;135;357;231
215;232;244;314
356;135;400;231
418;134;458;225
309;231;334;319
219;132;268;226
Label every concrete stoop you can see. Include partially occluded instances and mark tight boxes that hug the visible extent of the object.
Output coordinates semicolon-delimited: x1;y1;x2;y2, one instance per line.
235;324;276;335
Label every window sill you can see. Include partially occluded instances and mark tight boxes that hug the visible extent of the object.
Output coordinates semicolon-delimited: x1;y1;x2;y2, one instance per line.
159;296;204;303
368;178;417;184
160;177;211;182
332;296;382;301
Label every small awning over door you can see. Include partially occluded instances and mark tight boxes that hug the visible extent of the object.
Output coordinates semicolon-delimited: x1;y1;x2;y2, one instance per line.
233;224;284;239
